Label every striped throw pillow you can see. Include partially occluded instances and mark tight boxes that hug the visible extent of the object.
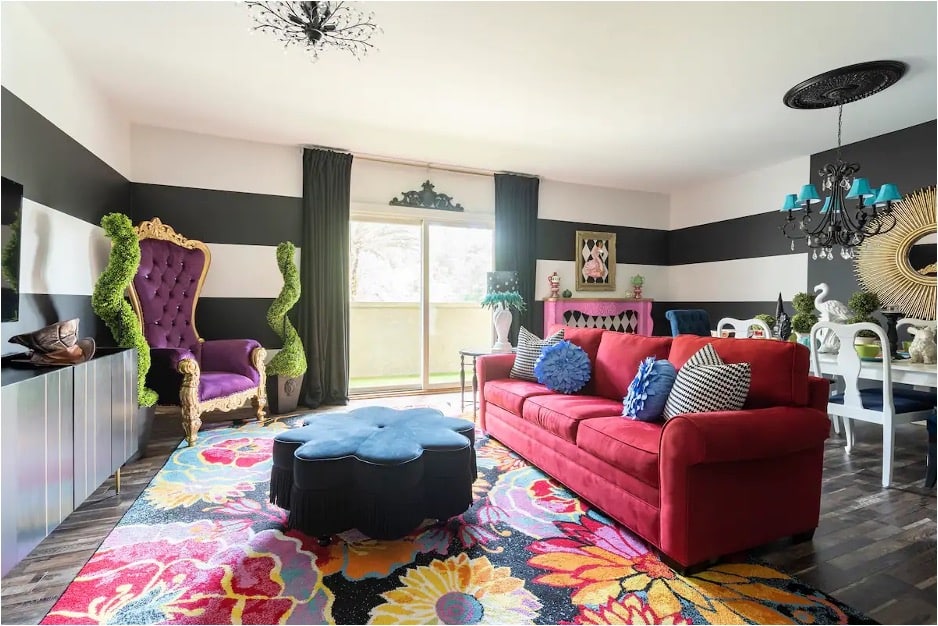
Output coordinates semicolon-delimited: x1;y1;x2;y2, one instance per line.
662;344;750;419
510;327;565;382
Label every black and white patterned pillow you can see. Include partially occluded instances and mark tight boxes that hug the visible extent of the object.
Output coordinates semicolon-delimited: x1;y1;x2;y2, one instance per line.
662;344;750;419
510;327;565;382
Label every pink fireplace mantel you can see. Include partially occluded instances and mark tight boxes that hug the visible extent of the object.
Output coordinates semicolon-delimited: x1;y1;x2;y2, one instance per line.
544;298;654;337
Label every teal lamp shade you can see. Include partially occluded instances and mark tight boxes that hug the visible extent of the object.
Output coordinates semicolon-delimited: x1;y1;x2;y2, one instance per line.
846;177;874;199
866;186;880;204
875;183;901;204
797;184;821;205
820;197;832;213
780;194;799;211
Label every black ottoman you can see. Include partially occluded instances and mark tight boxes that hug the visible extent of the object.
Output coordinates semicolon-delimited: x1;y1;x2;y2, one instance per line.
270;406;476;541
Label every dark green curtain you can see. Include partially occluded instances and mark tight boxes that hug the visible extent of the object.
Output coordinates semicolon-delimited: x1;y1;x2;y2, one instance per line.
494;173;539;343
298;148;353;408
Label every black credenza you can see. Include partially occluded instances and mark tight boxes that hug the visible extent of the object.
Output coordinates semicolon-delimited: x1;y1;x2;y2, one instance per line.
1;348;142;576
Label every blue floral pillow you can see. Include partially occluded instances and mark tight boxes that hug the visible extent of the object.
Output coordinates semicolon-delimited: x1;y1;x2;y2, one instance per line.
534;340;591;394
623;356;677;421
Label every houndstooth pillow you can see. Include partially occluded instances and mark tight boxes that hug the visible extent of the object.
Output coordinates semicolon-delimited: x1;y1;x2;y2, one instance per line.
663;344;750;419
510;327;565;382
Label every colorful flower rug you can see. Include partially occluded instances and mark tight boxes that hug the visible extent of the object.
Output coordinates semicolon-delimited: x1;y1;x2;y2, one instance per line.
43;417;873;625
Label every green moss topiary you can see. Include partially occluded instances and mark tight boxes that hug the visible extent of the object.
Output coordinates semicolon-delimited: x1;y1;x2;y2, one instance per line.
92;213;157;407
792;292;815;315
1;210;20;291
754;313;776;328
266;242;307;379
848;291;882;338
791;312;819;334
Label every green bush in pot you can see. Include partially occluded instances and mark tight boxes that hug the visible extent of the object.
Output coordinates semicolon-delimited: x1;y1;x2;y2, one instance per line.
266;242;307;413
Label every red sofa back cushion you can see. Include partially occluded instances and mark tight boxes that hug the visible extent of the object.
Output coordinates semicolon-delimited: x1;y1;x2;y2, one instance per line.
548;325;605;394
594;332;673;401
669;336;809;408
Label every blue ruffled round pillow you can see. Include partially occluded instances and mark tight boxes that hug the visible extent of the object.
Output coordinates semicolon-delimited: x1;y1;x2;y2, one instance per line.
534;340;591;394
623;356;677;421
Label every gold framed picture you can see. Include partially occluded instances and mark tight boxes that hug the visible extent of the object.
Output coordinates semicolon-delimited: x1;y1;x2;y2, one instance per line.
575;230;616;291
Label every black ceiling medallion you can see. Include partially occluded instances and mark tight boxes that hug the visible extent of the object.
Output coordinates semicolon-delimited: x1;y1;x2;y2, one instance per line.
389;181;465;212
783;60;908;109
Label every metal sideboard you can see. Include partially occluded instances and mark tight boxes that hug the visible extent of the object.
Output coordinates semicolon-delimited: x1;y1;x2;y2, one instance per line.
1;347;141;576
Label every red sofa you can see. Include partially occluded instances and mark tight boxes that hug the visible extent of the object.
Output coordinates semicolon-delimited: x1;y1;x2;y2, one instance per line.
476;327;831;570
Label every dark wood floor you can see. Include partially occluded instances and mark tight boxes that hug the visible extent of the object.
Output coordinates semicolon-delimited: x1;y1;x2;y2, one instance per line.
2;403;935;625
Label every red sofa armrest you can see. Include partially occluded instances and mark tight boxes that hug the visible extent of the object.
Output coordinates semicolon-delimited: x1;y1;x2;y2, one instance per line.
476;353;516;431
660;406;830;567
476;353;515;384
661;406;831;466
807;376;831;413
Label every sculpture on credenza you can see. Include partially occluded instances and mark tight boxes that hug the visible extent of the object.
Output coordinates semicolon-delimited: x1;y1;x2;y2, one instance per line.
813;282;852;353
773;293;792;340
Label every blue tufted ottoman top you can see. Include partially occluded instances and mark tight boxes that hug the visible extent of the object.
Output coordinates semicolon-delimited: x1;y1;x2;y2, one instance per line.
276;406;474;465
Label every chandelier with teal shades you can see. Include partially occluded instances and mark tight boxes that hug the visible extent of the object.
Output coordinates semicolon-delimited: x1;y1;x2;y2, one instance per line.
779;61;907;261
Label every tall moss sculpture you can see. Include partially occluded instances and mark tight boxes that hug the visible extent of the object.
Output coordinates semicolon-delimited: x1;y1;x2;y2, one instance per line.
791;291;818;335
92;213;157;407
267;242;307;379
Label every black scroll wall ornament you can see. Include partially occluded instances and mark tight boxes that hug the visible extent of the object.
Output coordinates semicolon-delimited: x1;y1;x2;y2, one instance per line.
389;180;464;212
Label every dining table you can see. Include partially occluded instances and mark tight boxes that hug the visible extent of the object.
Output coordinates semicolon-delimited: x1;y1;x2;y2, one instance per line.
813;354;937;389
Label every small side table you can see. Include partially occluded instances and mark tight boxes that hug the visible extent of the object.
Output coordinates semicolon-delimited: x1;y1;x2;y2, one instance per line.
459;348;514;419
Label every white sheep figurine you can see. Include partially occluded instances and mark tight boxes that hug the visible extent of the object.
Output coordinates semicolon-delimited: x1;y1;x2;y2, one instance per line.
908;326;937;365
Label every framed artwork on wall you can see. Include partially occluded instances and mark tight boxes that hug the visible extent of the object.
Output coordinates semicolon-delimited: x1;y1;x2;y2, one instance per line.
575;230;616;291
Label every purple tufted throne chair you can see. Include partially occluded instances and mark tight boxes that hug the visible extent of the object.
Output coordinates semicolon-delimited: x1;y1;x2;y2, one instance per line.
129;218;267;446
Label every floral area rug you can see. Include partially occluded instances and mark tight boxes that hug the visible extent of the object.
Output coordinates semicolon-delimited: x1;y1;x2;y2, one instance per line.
43;416;873;625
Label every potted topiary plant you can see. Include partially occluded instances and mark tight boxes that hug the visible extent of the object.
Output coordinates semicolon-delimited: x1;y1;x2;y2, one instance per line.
92;213;157;455
266;242;307;414
752;313;776;338
630;274;645;299
791;292;818;347
848;291;883;346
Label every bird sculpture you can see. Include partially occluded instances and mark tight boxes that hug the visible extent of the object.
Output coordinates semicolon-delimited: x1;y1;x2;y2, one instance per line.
814;283;852;353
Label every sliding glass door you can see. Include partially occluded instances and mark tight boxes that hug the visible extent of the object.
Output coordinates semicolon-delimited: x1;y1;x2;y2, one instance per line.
349;217;493;393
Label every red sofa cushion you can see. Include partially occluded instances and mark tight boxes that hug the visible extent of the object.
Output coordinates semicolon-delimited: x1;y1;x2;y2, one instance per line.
668;336;809;408
577;416;663;488
483;379;555;416
593;332;673;401
547;325;606;394
547;325;605;364
522;394;623;443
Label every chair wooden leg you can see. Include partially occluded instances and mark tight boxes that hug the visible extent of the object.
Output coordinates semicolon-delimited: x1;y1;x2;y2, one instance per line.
182;408;203;447
253;390;267;421
843;417;854;453
882;420;895;488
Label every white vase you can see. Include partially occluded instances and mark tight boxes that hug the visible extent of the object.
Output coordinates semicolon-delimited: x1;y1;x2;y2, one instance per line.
492;305;513;352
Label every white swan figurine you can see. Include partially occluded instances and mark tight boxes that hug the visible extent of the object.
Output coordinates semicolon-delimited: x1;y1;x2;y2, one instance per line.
814;283;852;353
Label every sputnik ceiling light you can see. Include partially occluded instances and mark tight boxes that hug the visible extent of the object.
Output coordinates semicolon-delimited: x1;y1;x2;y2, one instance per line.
779;60;907;261
245;1;379;60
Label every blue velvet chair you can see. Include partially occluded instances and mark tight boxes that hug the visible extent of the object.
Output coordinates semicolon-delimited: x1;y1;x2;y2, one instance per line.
665;309;712;337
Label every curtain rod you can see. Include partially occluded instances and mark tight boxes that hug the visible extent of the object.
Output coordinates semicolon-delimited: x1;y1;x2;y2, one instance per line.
303;144;536;179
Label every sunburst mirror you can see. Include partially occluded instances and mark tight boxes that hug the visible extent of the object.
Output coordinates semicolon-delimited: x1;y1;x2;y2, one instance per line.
855;186;936;320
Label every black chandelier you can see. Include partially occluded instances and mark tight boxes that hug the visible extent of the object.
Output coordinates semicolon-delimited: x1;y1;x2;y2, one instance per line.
245;1;379;60
779;61;907;261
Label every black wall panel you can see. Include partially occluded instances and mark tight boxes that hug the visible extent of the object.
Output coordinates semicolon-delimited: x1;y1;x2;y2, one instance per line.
536;219;669;265
131;183;302;247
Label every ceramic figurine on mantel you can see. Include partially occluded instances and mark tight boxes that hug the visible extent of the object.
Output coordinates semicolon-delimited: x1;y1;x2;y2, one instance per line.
631;274;645;299
547;272;561;300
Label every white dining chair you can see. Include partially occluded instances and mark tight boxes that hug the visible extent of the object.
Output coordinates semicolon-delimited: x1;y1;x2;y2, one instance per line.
810;321;936;488
716;317;773;339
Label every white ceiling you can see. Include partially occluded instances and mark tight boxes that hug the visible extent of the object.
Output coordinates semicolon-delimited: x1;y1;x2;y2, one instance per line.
20;1;938;192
